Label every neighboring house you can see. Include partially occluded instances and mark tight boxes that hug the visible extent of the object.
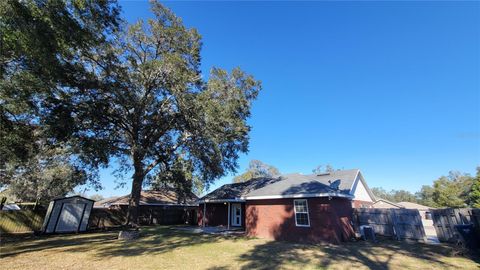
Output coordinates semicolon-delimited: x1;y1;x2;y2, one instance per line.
198;169;375;244
372;198;404;209
397;201;435;220
94;189;198;225
93;196;119;208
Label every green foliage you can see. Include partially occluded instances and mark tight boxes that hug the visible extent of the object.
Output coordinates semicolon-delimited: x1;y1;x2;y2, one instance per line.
0;0;120;201
372;169;478;208
233;160;280;183
468;167;480;208
432;177;464;208
431;171;473;208
35;1;260;224
416;185;437;208
371;187;392;201
371;187;417;203
1;0;260;225
2;140;91;203
391;190;417;203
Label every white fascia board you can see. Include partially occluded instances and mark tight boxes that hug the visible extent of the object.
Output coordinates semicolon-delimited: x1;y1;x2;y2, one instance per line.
198;198;246;203
349;169;361;195
243;192;354;200
110;203;198;207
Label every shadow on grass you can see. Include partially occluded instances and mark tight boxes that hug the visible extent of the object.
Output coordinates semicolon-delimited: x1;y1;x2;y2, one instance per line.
2;225;479;270
0;226;239;260
0;230;120;258
81;226;243;259
237;239;480;270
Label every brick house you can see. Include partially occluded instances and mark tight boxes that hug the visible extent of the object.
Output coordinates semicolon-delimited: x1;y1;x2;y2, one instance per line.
198;169;376;244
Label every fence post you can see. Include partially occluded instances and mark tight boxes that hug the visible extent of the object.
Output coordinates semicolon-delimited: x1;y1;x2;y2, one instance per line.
390;209;400;240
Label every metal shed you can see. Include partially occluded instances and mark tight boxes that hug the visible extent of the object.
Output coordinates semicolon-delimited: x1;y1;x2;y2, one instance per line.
42;196;94;233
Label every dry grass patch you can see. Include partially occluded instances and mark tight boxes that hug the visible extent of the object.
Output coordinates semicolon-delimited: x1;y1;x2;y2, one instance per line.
0;226;478;270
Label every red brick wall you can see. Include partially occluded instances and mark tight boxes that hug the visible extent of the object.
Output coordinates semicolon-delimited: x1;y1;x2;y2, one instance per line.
245;197;354;244
197;203;246;227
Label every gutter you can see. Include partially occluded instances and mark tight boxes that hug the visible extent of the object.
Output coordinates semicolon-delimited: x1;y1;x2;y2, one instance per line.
197;198;246;203
243;192;354;200
198;192;353;203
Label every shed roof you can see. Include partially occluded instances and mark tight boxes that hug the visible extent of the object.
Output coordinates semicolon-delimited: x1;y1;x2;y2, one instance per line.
52;195;94;202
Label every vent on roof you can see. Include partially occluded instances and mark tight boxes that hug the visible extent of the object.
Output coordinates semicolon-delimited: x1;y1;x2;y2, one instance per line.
317;173;330;176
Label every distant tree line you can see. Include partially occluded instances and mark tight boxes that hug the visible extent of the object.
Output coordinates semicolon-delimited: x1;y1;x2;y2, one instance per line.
372;167;480;208
233;162;342;183
233;160;280;183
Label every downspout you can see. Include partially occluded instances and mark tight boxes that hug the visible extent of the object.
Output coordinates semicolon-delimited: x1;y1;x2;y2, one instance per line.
203;202;206;227
227;202;230;230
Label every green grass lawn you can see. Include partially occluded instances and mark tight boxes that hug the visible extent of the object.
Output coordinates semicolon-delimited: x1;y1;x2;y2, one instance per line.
1;226;478;270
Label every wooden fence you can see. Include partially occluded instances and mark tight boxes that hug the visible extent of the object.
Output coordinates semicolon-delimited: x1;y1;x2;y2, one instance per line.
88;208;127;229
431;208;480;243
88;206;197;229
0;210;46;233
353;208;426;241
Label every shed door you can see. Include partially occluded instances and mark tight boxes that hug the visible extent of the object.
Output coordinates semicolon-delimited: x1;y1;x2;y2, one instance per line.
56;203;85;232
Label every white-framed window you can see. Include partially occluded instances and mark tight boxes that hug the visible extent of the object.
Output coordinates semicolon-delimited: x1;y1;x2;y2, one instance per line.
294;199;310;227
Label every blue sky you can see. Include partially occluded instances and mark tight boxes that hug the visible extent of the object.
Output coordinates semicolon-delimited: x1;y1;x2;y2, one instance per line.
83;1;480;198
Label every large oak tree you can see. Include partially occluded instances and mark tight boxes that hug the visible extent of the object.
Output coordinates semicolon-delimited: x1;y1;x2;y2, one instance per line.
48;1;261;225
1;0;260;225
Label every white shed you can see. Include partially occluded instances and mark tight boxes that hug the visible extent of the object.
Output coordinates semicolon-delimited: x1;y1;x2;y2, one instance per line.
42;196;94;233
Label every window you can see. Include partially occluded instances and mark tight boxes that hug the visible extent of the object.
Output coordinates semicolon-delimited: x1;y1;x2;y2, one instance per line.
294;199;310;227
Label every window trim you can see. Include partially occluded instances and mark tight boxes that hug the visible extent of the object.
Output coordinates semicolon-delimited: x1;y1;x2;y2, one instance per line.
293;199;310;227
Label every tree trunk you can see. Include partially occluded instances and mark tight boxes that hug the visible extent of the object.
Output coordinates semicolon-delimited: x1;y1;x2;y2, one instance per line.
126;154;144;227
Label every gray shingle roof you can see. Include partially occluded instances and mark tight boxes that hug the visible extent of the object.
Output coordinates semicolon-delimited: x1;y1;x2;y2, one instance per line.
397;201;434;210
202;169;360;201
94;188;198;207
372;198;404;209
245;169;359;198
201;177;282;201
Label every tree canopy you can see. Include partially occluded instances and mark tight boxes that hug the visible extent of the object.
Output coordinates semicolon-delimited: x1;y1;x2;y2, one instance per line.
469;168;480;208
0;0;121;201
370;187;417;203
431;171;471;208
45;1;260;225
371;169;477;208
1;1;261;226
233;160;280;183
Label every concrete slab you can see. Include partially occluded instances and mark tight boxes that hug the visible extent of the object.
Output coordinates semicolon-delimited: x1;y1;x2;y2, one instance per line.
173;226;245;236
